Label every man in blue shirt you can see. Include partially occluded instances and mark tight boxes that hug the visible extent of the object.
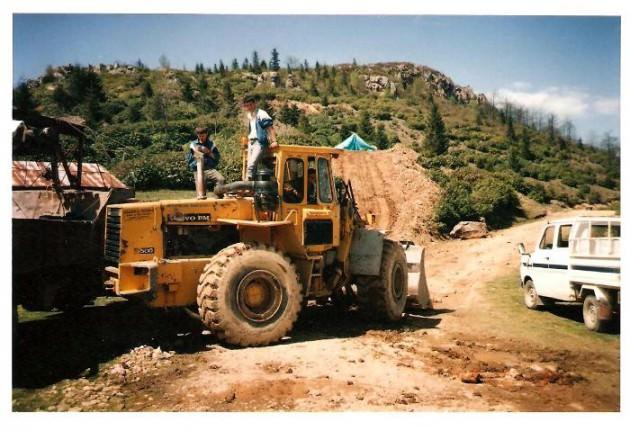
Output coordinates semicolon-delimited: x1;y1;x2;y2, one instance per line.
185;126;225;192
242;94;278;180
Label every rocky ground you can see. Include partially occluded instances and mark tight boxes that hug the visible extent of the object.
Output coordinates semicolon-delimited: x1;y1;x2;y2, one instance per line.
12;208;619;412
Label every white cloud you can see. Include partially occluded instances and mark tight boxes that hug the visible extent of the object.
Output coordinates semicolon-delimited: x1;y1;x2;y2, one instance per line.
593;97;619;115
511;81;532;90
495;86;589;119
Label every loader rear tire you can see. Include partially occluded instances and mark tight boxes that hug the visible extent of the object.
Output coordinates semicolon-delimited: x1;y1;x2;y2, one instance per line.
359;240;408;321
197;242;303;347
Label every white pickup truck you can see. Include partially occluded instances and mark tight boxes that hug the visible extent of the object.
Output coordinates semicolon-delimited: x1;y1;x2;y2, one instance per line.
518;216;620;332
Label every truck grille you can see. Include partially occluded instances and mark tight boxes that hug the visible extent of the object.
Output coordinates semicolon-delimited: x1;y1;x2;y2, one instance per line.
105;208;121;263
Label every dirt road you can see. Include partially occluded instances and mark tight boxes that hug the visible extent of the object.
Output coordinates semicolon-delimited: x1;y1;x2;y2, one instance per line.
13;209;619;412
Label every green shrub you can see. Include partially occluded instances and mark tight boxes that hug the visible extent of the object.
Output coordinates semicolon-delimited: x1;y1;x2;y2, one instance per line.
433;174;519;233
112;152;193;190
523;182;550;203
434;179;475;233
470;177;519;228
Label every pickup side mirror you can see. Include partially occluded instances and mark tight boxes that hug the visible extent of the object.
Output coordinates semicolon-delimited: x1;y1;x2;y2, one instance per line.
517;243;526;255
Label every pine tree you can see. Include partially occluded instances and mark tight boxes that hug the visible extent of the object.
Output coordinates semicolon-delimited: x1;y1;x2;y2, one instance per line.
375;124;389;150
218;60;226;75
475;106;483;126
158;54;170;70
340;123;356;140
506;115;516;142
198;76;208;93
508;147;521;172
326;79;337;97
309;81;319;97
52;86;72;111
135;59;147;71
148;92;168;124
577;137;584;149
424;97;448;155
298;111;312;133
303;59;309;71
359;111;374;139
260;60;267;70
252;51;261;73
42;65;56;83
222;82;237;115
340;70;349;89
280;103;300;126
519;127;533;160
126;101;143;122
270;48;280;71
242;57;250;70
83;86;103;126
181;81;194;101
13;83;37;115
142;81;153;98
231;58;239;70
321;65;329;80
546;114;557;146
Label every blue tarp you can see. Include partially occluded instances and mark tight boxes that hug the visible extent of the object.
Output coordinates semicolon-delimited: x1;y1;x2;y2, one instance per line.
334;133;377;151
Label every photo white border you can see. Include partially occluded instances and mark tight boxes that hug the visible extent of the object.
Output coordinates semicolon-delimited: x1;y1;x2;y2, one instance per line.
1;0;626;429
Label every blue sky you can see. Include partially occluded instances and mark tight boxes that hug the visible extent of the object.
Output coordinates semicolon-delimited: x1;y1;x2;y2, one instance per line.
13;14;620;141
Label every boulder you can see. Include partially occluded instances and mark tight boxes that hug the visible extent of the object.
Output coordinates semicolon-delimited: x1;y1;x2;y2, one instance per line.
449;221;488;239
285;74;299;89
364;75;390;92
257;71;280;87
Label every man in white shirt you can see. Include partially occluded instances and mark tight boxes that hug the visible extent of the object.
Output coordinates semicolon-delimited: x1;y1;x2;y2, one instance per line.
242;94;278;180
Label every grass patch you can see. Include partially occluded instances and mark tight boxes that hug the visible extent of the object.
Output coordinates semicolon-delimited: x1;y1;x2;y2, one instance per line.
481;270;619;349
135;189;197;201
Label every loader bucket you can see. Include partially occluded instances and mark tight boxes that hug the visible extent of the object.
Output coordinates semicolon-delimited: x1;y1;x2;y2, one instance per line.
401;242;432;309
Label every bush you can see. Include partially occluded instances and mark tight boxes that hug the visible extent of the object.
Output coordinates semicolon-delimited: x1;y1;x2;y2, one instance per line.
523;182;550;203
112;152;194;190
470;177;519;228
434;179;475;233
433;175;519;233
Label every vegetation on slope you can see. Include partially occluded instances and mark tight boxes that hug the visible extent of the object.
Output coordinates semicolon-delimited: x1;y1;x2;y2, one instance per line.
13;52;620;233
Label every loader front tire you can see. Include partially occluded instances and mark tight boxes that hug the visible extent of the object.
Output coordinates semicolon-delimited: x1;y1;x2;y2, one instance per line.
359;240;408;321
197;243;303;347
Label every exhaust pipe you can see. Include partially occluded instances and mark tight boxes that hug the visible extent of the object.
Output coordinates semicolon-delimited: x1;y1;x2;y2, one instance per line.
194;152;206;199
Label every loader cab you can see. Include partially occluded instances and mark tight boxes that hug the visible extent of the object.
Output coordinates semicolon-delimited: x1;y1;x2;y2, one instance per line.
274;146;341;253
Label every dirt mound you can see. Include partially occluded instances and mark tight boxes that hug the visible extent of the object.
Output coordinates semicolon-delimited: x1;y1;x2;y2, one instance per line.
332;144;440;245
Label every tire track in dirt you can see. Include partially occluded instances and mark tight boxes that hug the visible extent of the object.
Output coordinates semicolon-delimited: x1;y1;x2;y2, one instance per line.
332;144;440;245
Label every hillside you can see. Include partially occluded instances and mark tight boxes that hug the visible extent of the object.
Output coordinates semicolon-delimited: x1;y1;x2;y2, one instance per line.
333;144;440;245
14;60;620;232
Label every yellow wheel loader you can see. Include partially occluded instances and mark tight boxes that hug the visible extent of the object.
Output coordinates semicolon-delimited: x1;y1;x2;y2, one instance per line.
103;144;431;347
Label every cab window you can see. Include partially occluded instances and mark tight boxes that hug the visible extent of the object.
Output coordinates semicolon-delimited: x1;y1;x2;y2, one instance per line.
317;158;333;204
611;224;620;237
590;224;608;238
282;158;304;204
557;224;572;248
539;226;555;250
